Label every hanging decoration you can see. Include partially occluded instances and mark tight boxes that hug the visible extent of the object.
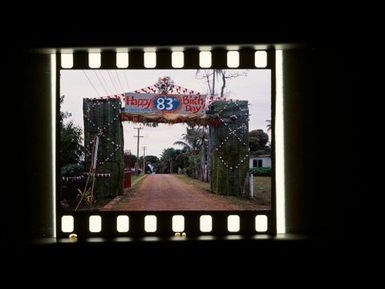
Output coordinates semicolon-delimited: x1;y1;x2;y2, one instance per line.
154;76;175;94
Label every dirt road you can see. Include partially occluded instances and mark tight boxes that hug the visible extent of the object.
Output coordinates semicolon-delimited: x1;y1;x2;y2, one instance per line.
102;174;259;210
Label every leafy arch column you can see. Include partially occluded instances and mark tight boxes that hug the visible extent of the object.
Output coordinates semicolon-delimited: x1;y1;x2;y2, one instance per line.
209;101;250;197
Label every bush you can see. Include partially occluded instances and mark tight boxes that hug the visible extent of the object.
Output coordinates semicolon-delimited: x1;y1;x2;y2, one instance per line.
60;178;86;208
60;163;86;208
61;163;84;177
250;167;271;176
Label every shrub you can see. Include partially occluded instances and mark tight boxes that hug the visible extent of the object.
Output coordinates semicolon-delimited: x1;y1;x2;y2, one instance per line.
60;163;86;208
61;163;84;177
250;167;271;176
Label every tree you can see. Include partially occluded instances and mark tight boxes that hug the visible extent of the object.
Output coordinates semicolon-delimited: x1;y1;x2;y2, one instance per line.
159;148;177;173
174;126;207;153
61;122;83;167
174;148;189;172
124;150;137;169
196;70;223;95
196;70;247;182
196;69;247;97
266;120;271;132
174;126;208;180
138;155;160;172
60;95;84;168
143;155;160;165
249;129;269;153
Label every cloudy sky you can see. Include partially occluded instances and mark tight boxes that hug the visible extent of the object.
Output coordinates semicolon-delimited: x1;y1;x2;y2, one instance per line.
60;69;271;158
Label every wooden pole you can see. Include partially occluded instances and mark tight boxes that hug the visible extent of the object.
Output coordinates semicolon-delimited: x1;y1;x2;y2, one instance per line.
133;127;143;174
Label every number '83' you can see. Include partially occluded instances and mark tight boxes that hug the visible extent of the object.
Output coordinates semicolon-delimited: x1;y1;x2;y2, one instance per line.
154;97;178;111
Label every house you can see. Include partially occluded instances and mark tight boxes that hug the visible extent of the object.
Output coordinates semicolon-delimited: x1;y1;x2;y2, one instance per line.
249;154;271;168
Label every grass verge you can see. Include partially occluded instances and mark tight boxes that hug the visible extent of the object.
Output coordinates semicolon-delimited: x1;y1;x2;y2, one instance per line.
173;174;210;191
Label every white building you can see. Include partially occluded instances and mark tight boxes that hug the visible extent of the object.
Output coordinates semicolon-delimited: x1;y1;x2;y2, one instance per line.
249;154;271;168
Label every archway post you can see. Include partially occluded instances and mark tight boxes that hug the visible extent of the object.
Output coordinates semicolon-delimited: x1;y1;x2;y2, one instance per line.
209;100;250;197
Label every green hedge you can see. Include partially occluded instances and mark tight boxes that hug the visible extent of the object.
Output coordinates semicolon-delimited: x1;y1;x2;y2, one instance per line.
61;163;84;177
250;167;271;176
83;98;124;200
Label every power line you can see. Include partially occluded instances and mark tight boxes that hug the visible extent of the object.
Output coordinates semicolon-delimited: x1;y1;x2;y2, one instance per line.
107;70;120;94
115;70;124;93
82;70;101;97
93;70;109;96
122;71;130;92
99;70;114;95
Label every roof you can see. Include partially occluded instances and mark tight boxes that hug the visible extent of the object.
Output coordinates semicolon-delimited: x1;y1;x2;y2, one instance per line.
250;154;271;158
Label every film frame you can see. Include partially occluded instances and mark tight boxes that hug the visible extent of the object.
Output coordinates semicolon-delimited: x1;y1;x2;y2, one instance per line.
56;46;277;239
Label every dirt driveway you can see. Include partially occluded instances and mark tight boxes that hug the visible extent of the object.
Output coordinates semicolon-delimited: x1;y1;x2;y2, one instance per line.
102;174;261;210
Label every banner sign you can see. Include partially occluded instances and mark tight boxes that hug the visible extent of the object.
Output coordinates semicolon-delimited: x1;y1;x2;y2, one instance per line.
124;93;206;115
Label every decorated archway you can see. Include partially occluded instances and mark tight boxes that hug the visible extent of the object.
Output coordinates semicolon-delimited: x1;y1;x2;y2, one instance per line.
83;76;250;202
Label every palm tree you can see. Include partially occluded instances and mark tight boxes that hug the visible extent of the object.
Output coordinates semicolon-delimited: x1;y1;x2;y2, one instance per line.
174;126;208;180
266;120;271;132
160;148;177;173
174;127;207;152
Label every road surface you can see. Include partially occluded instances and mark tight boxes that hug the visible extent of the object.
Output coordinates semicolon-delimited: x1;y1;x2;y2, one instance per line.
102;174;258;210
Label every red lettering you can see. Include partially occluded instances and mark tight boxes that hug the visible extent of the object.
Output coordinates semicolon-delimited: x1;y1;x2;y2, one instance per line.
183;95;190;105
185;105;204;113
130;96;137;105
128;97;153;108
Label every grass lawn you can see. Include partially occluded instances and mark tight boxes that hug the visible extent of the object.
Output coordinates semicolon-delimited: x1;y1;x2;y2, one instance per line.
175;174;271;210
253;176;271;206
131;174;148;187
125;174;149;195
174;174;211;191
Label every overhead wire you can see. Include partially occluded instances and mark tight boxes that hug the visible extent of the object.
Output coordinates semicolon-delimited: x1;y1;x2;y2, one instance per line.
107;70;120;94
82;70;101;97
122;70;131;92
93;70;109;96
114;70;125;93
98;70;115;96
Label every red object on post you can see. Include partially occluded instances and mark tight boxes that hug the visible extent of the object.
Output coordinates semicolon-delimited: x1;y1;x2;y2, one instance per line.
124;169;131;189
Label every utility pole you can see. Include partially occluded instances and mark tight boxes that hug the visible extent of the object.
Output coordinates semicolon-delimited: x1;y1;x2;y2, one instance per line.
133;127;143;174
142;146;146;173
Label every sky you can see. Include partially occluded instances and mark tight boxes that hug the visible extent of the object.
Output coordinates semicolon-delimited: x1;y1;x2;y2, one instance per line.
60;69;271;158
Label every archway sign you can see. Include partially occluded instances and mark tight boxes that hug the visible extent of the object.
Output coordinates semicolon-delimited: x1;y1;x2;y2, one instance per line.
83;76;250;202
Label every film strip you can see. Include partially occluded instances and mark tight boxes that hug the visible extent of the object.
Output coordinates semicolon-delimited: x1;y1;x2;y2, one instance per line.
56;46;276;239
